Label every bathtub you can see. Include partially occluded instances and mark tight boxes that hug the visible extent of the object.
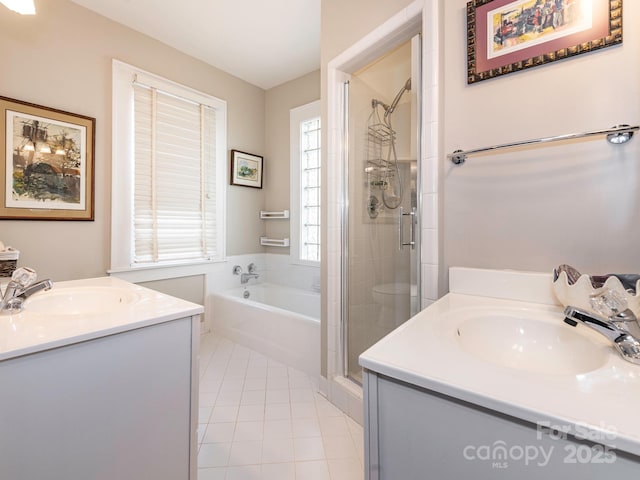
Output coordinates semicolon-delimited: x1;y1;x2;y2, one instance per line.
210;283;320;377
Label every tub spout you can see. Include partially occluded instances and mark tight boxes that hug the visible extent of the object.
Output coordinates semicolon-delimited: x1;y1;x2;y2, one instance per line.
240;273;260;285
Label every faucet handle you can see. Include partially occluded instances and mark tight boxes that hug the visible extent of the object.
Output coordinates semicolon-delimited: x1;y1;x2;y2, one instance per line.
11;267;37;287
590;289;628;317
247;263;257;274
590;289;640;336
615;335;640;364
3;297;24;314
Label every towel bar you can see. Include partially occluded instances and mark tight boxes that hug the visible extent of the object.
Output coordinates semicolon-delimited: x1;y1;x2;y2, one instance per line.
449;124;639;165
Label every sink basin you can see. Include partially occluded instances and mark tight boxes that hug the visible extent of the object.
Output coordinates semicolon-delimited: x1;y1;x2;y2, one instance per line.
455;313;609;375
25;286;140;315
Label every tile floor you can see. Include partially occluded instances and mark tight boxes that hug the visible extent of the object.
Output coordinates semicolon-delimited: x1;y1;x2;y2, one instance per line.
198;334;364;480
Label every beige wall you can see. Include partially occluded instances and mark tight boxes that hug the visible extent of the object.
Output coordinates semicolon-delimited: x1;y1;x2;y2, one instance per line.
0;0;265;281
443;0;640;276
264;70;321;253
321;0;415;64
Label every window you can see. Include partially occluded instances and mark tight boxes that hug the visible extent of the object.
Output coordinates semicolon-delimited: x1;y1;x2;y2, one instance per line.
290;101;321;265
111;60;226;271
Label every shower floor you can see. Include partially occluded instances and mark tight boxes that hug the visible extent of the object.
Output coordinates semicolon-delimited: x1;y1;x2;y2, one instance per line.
197;333;364;479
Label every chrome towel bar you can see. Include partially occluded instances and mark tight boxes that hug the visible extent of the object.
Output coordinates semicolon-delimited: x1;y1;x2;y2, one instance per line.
449;124;639;165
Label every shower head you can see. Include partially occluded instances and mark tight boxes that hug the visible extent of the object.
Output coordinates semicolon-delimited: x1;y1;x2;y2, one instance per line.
384;77;412;120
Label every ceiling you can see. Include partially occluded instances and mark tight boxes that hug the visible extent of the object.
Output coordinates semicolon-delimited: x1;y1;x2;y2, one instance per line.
69;0;321;90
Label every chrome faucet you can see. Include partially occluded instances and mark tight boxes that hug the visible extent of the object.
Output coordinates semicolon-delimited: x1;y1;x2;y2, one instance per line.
0;267;53;314
240;272;259;284
20;278;53;299
563;306;640;365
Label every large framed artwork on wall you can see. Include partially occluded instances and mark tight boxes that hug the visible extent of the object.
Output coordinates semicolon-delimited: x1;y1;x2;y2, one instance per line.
0;96;95;220
467;0;623;84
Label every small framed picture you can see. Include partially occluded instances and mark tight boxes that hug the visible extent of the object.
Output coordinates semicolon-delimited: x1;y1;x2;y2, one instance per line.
230;149;263;188
1;96;95;220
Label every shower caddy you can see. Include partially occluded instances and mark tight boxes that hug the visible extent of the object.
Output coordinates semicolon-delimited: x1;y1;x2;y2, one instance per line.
365;100;403;217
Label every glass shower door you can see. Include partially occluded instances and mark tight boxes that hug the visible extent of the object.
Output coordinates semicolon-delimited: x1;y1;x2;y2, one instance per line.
344;36;421;384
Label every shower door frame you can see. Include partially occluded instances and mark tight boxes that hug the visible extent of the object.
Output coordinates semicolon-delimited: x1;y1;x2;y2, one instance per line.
325;0;441;419
340;79;351;380
341;35;423;382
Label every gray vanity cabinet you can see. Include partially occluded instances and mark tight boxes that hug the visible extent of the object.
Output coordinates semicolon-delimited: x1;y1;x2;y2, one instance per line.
0;316;199;480
363;370;640;479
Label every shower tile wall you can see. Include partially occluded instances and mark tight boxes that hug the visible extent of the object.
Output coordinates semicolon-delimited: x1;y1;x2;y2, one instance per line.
420;0;441;306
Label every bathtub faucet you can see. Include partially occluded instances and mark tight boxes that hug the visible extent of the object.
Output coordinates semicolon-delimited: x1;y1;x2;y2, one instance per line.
240;272;260;284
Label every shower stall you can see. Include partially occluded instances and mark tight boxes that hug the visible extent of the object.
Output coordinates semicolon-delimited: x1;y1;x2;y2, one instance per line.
342;37;421;384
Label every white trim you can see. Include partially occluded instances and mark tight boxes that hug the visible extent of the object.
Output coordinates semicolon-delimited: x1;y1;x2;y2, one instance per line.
112;60;136;271
290;100;321;267
132;67;224;109
111;59;227;274
328;4;423;75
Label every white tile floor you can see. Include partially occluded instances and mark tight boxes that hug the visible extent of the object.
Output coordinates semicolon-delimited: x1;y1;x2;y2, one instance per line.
198;334;364;480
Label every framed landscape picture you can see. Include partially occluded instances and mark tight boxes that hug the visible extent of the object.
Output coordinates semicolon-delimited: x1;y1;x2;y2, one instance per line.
0;96;95;220
230;149;263;188
467;0;623;84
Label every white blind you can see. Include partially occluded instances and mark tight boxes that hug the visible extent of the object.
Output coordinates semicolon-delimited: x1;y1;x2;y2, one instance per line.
133;82;219;264
300;116;321;262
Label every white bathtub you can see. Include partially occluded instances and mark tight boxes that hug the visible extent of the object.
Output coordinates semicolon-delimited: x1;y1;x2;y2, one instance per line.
210;283;320;377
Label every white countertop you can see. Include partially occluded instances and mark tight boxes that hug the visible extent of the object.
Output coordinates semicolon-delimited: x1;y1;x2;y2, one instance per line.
359;268;640;457
0;276;203;361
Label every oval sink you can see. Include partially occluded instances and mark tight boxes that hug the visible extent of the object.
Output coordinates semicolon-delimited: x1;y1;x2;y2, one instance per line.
25;286;140;315
455;313;609;375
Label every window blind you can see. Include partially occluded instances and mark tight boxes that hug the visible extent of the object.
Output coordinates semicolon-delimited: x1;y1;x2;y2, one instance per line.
133;82;219;264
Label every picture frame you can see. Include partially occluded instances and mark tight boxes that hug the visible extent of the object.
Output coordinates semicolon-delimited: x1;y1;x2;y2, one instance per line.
0;96;95;220
230;149;263;189
466;0;622;84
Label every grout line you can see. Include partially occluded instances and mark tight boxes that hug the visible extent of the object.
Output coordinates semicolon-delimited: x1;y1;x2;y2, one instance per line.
197;333;364;478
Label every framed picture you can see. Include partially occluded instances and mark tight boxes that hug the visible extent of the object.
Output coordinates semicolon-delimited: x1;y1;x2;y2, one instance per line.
230;149;263;188
467;0;622;84
0;96;95;220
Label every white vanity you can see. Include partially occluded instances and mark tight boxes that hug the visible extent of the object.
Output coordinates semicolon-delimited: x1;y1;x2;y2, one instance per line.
360;268;640;479
0;276;203;480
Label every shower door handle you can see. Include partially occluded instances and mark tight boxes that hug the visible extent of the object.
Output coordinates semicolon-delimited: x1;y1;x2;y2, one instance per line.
398;207;416;250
